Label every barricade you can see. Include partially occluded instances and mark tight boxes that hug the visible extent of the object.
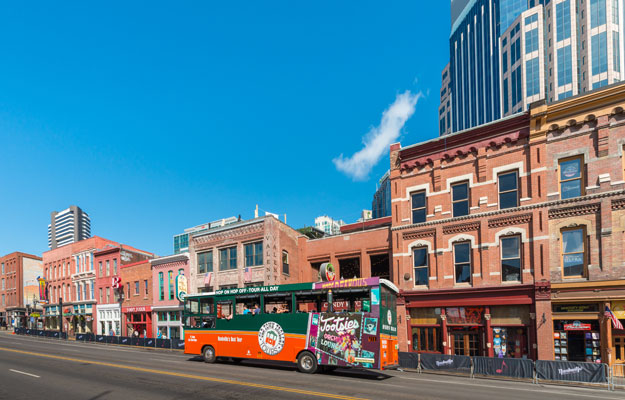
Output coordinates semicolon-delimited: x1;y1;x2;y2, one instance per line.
172;338;185;350
611;364;625;390
398;352;419;369
75;333;86;341
473;356;534;380
96;335;106;343
536;360;608;386
419;353;471;375
119;336;131;345
144;338;156;348
156;338;171;349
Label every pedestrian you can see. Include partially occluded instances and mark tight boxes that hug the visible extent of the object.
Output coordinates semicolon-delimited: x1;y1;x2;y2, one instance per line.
253;303;260;315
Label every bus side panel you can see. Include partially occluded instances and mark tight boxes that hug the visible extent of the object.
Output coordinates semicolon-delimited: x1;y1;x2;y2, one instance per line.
380;334;399;369
185;330;306;363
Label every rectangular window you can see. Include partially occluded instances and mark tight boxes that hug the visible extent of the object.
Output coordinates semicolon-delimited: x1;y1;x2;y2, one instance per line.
411;191;426;223
126;282;130;300
590;0;607;28
135;281;139;295
503;78;509;114
159;272;164;301
499;171;519;209
525;28;538;54
168;270;174;300
219;247;237;270
614;31;620;73
113;259;117;275
282;251;289;275
98;261;102;277
503;51;508;73
613;0;620;25
245;242;263;267
90;281;94;300
454;242;471;284
452;182;469;217
198;251;213;274
592;32;608;75
413;247;429;286
525;57;540;97
593;79;609;89
99;288;102;303
557;45;573;86
556;0;571;41
524;13;538;25
144;279;148;296
559;156;584;199
106;260;110;277
562;228;586;277
106;287;110;304
501;236;521;282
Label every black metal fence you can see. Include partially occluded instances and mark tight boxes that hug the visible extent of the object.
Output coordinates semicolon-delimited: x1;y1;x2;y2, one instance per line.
12;328;184;350
399;352;620;390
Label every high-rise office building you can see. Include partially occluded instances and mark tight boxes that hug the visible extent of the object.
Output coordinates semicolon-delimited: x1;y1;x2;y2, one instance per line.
441;0;625;131
314;216;345;236
372;171;392;219
47;206;91;249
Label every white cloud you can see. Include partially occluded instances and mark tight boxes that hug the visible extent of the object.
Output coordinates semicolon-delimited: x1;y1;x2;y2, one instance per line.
333;90;421;181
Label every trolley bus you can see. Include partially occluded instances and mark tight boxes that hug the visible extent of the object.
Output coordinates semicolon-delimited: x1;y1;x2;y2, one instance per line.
183;277;399;373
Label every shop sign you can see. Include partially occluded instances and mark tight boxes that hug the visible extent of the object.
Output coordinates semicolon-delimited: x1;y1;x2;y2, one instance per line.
176;273;187;302
446;307;484;324
30;313;40;318
612;301;625;319
319;263;336;282
123;306;152;313
553;304;599;313
564;321;591;331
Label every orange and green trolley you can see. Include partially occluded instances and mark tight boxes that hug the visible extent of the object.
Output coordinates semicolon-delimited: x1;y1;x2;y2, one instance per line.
183;277;399;373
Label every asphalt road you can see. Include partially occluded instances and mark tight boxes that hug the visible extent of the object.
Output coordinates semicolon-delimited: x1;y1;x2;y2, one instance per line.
0;332;622;400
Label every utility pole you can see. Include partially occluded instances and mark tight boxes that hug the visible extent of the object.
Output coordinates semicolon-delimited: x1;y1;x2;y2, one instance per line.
59;297;63;335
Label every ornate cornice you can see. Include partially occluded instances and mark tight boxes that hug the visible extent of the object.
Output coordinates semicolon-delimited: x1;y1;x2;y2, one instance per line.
442;221;480;235
488;213;533;228
193;222;264;247
548;203;600;219
612;198;625;210
402;228;436;240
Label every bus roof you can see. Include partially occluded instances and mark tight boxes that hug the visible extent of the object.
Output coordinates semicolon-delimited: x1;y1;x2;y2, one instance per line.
185;276;398;299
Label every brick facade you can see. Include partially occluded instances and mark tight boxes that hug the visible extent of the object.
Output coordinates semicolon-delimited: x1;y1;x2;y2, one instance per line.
120;260;153;337
0;252;43;328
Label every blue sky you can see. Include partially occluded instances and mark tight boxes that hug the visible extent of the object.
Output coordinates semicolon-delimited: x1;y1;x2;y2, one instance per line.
0;1;451;257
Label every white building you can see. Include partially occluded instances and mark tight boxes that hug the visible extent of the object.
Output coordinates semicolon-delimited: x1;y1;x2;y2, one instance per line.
48;205;91;249
314;216;345;236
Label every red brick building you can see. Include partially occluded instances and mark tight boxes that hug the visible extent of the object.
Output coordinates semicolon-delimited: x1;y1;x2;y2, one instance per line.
533;84;625;366
42;236;118;335
93;245;154;335
0;252;43;328
120;260;153;337
389;112;552;360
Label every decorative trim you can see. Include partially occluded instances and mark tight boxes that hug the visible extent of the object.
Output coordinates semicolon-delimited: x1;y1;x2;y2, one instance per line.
488;213;532;228
548;203;600;219
442;221;480;235
402;229;437;240
612;198;625;210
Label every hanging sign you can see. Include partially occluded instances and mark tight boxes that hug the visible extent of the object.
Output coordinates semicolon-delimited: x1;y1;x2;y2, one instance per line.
176;272;188;301
319;263;336;281
37;277;48;304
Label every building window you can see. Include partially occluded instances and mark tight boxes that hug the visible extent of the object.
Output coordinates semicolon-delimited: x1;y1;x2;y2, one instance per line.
498;171;519;209
613;31;620;73
113;259;118;275
99;287;102;303
411;191;426;223
452;182;469;217
525;28;538;54
106;287;110;304
559;156;584;199
168;271;174;300
501;236;521;282
198;251;213;274
412;327;440;352
106;260;110;276
590;0;607;28
134;281;139;295
525;57;540;97
413;247;429;286
453;242;471;284
562;227;586;278
219;247;237;270
98;261;102;277
282;251;289;275
556;0;571;41
245;242;263;267
159;272;164;300
557;45;573;86
592;32;608;75
144;279;148;296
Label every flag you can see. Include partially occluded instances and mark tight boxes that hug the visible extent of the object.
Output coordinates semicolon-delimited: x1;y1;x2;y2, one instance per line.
204;272;212;287
244;267;252;282
606;306;624;330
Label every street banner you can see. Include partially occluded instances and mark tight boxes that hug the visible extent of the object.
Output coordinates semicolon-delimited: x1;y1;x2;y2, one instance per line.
176;273;188;302
536;360;607;383
420;353;471;372
473;356;533;379
172;339;185;350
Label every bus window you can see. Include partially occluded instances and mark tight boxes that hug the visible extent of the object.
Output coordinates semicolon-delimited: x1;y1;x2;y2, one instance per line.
264;293;292;314
201;315;216;328
236;295;261;315
295;290;324;313
200;298;214;314
325;288;370;312
186;299;199;314
217;301;233;319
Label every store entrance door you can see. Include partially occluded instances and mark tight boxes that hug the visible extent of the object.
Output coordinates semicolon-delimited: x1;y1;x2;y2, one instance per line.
614;336;625;376
568;332;586;361
450;329;480;356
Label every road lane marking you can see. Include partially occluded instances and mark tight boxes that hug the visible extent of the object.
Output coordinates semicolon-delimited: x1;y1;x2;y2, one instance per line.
0;347;365;400
9;369;40;378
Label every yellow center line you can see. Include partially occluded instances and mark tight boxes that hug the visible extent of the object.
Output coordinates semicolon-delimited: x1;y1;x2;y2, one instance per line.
0;346;367;400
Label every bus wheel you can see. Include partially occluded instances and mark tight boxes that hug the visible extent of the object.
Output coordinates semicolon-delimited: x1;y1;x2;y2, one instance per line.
297;351;318;374
203;346;216;363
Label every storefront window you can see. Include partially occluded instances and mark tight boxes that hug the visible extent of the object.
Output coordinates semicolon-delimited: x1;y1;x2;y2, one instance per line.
492;327;528;358
553;320;601;362
412;327;440;352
